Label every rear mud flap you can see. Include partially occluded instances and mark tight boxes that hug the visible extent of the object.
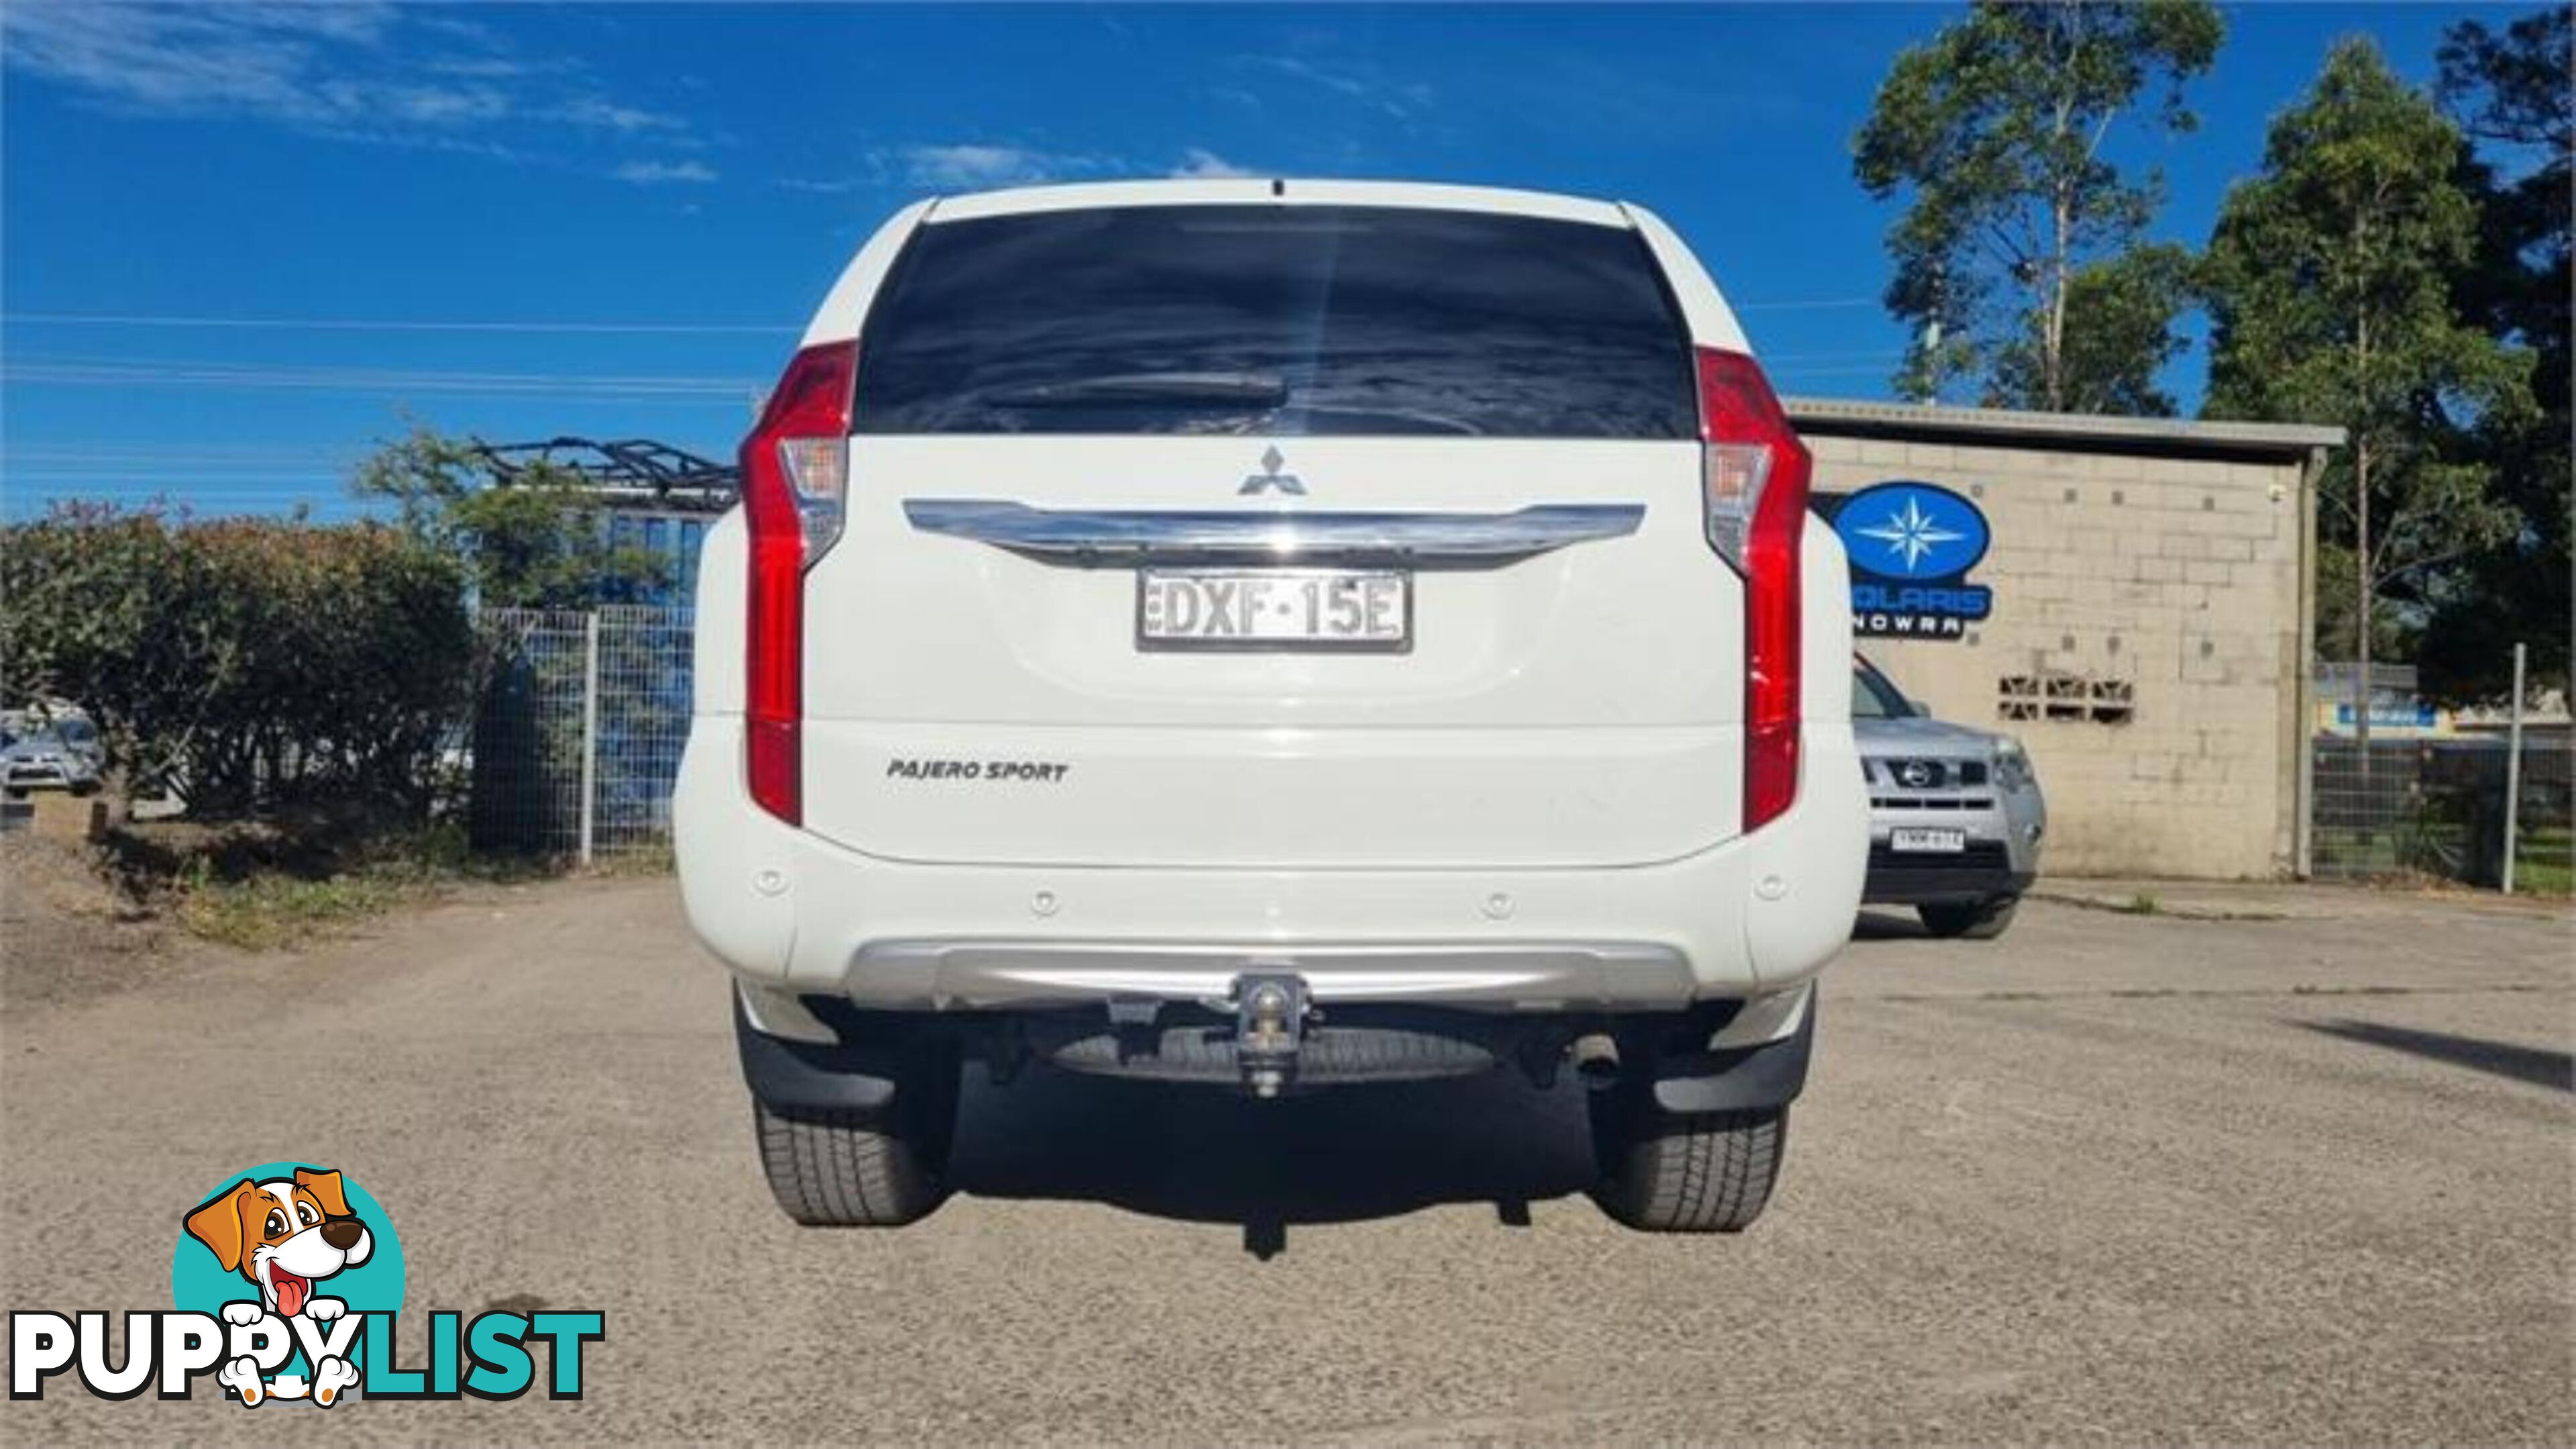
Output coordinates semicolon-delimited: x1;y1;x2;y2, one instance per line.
1646;1000;1815;1113
734;995;901;1112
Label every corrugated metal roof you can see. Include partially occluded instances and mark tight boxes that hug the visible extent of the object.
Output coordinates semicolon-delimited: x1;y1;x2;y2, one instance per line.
1784;395;2345;457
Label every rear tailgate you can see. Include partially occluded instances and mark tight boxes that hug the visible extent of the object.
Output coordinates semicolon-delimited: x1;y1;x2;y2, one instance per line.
800;435;1737;868
792;199;1743;870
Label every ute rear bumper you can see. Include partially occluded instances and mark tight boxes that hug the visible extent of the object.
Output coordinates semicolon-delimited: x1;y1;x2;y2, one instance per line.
675;714;1866;1012
735;986;1819;1108
837;938;1695;1011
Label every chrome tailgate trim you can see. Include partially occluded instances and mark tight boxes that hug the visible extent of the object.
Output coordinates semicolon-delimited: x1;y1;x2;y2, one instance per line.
902;499;1644;570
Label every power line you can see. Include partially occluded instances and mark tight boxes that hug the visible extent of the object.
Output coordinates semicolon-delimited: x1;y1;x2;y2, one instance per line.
13;354;759;386
4;474;352;486
1735;297;1881;313
2;444;368;459
3;461;362;474
1;465;366;478
4;358;759;401
11;299;1890;331
1765;363;1906;378
4;498;380;521
1762;349;1904;364
4;312;799;335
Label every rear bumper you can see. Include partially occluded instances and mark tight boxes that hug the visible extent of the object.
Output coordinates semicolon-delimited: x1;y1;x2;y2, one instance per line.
675;714;1867;1011
739;978;1819;1104
838;938;1698;1011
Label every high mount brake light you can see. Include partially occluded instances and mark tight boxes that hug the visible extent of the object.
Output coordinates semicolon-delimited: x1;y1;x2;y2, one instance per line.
741;341;857;824
1697;347;1809;833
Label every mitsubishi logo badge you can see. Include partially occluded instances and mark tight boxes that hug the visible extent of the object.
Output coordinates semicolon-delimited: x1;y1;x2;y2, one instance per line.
1239;445;1306;496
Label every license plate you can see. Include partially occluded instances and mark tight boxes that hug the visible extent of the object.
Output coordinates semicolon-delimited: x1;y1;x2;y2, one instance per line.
1137;570;1411;652
1890;827;1968;854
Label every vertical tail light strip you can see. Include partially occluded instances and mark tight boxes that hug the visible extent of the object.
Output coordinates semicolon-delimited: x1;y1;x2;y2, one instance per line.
1696;347;1811;832
741;341;858;824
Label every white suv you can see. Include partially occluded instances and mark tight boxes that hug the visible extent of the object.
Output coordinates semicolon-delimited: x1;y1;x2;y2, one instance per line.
676;178;1865;1233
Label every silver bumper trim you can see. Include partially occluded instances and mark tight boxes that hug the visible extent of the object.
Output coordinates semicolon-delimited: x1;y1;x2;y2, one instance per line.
841;939;1698;1012
902;499;1645;570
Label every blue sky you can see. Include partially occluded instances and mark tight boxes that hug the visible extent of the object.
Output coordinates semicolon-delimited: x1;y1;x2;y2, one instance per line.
1;2;2516;519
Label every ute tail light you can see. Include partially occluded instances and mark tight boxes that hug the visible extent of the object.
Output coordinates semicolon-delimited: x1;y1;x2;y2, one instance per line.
1697;347;1810;833
741;341;858;824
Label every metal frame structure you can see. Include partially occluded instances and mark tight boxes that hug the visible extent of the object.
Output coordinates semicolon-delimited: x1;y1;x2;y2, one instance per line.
477;437;740;513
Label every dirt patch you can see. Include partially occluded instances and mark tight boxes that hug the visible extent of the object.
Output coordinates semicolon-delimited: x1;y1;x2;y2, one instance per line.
0;834;225;1010
3;818;589;1007
95;807;404;892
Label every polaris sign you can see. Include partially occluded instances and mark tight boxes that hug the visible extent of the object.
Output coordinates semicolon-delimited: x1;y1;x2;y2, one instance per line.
1821;482;1994;640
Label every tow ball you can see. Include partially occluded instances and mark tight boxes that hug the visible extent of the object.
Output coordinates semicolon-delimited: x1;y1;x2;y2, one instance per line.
1231;973;1311;1099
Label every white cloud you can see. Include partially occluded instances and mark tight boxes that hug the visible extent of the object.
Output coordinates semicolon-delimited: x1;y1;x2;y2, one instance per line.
366;82;513;127
1240;54;1436;121
2;3;397;124
875;143;1101;190
410;13;506;48
1170;148;1257;179
616;159;717;185
787;143;1259;196
422;55;546;80
2;3;702;167
551;96;690;134
1258;56;1368;99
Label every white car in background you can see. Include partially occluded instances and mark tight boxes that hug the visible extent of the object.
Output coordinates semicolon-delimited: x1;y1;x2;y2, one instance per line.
0;708;103;794
676;178;1866;1233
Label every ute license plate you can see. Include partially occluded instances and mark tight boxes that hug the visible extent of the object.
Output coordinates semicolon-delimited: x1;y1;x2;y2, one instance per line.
1890;827;1968;854
1137;570;1411;652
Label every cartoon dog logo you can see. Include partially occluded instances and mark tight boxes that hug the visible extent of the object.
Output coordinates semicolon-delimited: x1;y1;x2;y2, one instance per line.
183;1168;372;1405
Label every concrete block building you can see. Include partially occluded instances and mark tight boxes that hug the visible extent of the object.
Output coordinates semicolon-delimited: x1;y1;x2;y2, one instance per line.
1786;398;2344;880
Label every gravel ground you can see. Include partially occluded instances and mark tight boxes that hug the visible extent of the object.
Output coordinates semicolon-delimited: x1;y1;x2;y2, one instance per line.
1;877;2567;1445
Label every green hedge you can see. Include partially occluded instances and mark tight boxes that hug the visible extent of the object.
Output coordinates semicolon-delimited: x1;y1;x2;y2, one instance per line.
1;505;476;818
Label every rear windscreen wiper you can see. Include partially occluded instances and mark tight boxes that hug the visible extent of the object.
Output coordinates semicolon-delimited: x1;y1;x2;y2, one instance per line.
981;372;1290;409
1285;401;1485;436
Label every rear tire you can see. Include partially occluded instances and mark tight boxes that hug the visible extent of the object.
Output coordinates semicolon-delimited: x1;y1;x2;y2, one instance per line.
1588;1089;1788;1233
752;1048;961;1227
1919;895;2019;940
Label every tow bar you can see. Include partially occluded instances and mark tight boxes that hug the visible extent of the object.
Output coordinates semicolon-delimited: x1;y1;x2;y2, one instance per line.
1231;972;1311;1099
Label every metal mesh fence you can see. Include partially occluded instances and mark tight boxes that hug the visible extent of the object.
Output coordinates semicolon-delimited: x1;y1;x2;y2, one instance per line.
590;606;694;857
469;606;692;861
468;610;588;856
462;606;2576;892
2311;734;2574;891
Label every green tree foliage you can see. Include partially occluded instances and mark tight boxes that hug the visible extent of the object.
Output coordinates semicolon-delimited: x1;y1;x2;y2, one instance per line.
354;428;666;610
2202;38;2534;732
1854;0;2223;413
0;507;475;816
0;506;232;802
1992;244;2196;415
348;429;686;855
2419;7;2571;703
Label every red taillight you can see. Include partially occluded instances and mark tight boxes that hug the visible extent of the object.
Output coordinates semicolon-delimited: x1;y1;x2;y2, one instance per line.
741;341;857;824
1697;347;1809;832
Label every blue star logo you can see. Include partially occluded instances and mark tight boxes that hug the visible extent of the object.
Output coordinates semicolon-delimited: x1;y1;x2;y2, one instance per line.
1855;497;1966;572
1830;481;1992;582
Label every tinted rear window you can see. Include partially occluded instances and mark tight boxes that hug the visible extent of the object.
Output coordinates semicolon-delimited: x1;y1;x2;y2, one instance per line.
853;205;1696;438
